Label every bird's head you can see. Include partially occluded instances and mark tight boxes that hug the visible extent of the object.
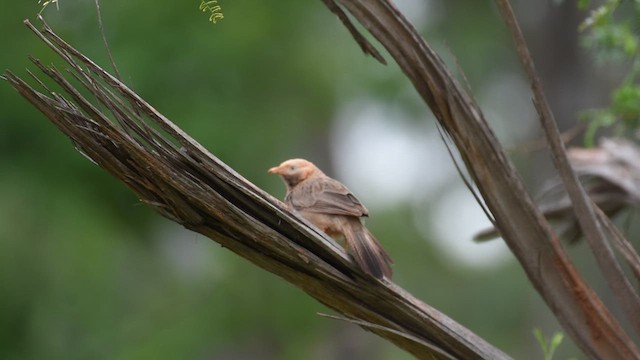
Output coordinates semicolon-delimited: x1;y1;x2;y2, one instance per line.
268;158;321;188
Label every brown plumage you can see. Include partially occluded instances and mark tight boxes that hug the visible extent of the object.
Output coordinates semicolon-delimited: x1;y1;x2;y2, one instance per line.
268;158;393;279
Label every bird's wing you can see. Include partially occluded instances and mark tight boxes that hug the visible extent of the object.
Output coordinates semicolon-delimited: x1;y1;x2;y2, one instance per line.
287;177;369;217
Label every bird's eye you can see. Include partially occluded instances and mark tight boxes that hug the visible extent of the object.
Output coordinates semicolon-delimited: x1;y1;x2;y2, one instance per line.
289;166;296;171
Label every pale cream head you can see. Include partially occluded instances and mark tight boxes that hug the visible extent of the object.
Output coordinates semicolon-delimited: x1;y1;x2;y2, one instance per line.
268;158;322;188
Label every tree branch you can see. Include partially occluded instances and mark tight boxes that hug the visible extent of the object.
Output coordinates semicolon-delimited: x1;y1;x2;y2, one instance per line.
494;0;640;336
327;0;640;357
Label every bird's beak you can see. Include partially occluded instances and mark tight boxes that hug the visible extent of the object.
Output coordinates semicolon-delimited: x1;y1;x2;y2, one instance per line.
268;165;282;174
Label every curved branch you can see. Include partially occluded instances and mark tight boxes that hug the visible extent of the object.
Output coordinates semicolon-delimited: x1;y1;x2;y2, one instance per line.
495;0;640;335
329;0;640;358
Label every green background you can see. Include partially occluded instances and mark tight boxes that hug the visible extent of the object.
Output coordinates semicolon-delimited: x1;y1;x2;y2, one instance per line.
1;1;623;359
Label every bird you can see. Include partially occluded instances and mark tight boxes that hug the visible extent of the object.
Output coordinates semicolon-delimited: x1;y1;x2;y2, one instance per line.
268;158;393;279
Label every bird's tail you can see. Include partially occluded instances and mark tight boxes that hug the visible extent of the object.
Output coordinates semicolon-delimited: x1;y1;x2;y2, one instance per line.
343;219;393;279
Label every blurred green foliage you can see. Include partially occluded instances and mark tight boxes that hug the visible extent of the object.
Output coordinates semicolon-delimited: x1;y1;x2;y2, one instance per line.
0;1;611;359
579;0;640;145
533;329;567;360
